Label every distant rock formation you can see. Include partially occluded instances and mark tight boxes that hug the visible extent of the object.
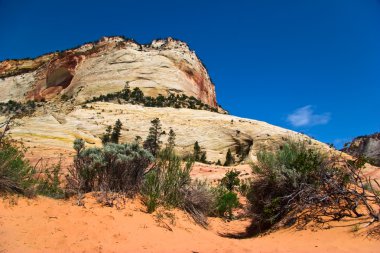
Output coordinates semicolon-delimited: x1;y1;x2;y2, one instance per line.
342;133;380;166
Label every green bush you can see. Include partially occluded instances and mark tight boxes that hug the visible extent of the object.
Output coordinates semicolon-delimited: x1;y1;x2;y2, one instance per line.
221;170;240;191
0;136;65;198
142;169;160;213
246;138;362;235
69;139;154;196
0;140;35;196
215;191;239;219
142;148;192;210
142;148;214;226
36;162;65;199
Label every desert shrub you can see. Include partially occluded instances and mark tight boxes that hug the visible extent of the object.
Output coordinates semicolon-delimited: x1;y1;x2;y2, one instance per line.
142;147;214;226
142;169;161;213
68;139;154;196
0;122;65;198
142;148;191;209
35;161;65;199
0;139;35;196
215;191;239;219
221;169;241;191
182;179;216;226
246;138;377;235
238;178;252;197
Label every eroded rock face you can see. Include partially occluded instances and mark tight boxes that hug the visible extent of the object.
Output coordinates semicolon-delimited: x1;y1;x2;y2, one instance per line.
2;103;327;167
0;36;217;107
342;133;380;166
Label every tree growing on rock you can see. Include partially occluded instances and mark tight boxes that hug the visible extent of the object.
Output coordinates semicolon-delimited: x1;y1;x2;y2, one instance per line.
193;141;201;161
101;119;123;145
193;141;207;163
111;119;123;144
167;128;176;149
143;118;162;156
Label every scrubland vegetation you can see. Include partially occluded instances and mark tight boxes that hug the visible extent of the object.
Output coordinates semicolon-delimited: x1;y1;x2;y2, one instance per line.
1;116;379;235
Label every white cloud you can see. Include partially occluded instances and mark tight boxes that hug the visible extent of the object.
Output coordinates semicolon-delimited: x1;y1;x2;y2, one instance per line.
287;105;330;127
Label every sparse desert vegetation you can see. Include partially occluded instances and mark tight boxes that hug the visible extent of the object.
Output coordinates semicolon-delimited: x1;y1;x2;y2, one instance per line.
86;86;221;113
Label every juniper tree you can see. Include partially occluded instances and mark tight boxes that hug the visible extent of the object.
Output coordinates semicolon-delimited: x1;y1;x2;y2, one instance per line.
167;128;176;149
111;119;123;144
200;151;207;163
131;87;144;103
193;141;201;161
101;126;112;145
143;118;162;156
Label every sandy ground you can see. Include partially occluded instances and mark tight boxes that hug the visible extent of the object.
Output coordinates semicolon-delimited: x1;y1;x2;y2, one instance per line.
1;195;379;253
191;163;252;183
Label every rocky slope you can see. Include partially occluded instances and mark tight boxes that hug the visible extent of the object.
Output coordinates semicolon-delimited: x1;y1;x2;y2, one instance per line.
3;102;325;167
343;133;380;166
0;36;217;107
0;36;326;166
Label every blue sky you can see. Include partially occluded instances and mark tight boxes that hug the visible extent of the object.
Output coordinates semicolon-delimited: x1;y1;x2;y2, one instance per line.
1;0;379;148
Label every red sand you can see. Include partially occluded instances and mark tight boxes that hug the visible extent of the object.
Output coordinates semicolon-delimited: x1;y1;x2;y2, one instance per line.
1;195;379;253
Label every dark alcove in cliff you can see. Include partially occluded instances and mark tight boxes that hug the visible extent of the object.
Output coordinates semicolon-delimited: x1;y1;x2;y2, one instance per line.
46;67;74;89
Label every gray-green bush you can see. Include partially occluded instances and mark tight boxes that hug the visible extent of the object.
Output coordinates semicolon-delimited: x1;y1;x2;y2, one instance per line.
68;139;154;196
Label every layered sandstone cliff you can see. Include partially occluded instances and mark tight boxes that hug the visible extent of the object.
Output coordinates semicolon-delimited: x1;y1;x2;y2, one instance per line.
0;36;217;107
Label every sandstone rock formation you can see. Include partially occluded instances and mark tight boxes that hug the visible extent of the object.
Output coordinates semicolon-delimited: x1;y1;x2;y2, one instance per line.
0;36;327;166
2;103;325;167
0;36;217;108
342;133;380;166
